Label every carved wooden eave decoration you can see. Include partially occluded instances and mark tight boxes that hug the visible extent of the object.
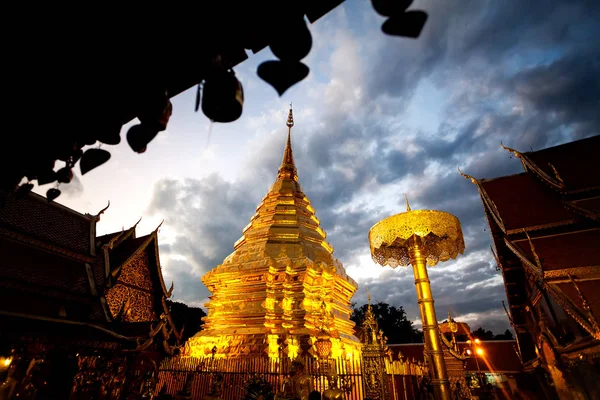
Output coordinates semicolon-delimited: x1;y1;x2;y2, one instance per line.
160;297;184;343
113;298;132;323
87;200;111;222
459;168;507;232
0;310;136;343
563;200;600;223
543;265;600;281
504;236;600;340
136;336;155;352
150;229;175;299
438;331;468;361
501;143;566;191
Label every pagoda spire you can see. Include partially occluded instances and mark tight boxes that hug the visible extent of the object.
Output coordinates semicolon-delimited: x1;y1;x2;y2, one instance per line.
277;104;298;181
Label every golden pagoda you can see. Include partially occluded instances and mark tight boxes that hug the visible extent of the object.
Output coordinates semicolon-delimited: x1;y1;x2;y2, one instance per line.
184;107;361;360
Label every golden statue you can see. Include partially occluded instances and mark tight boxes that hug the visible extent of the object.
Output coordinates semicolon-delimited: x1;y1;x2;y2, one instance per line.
186;107;360;359
291;361;312;400
323;375;345;400
275;374;295;400
369;197;465;400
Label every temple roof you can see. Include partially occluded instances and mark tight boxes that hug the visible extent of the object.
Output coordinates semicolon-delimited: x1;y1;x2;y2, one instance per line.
479;173;578;233
0;191;94;257
231;107;335;262
462;136;600;362
503;135;600;192
508;229;600;272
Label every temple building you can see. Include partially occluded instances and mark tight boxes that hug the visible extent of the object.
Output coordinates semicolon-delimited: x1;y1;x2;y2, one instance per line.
0;190;181;399
184;108;361;360
461;135;600;399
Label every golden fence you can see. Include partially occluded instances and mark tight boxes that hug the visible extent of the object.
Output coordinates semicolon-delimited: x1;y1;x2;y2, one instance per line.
157;356;427;400
157;356;364;399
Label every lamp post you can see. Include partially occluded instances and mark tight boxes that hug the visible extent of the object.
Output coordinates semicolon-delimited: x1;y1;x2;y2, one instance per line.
466;339;484;389
369;198;465;400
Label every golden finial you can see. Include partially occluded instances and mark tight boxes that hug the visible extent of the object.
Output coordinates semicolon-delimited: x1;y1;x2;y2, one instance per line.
278;105;298;180
500;142;522;159
91;200;110;221
548;163;565;185
405;194;411;212
286;103;294;128
525;232;543;271
366;287;371;305
458;168;478;185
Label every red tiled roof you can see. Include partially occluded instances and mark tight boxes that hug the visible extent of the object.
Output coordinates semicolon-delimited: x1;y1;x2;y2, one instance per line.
110;235;152;272
554;280;600;322
388;343;426;363
457;341;522;373
389;341;523;373
0;191;91;254
524;135;600;192
96;231;123;246
480;173;576;232
510;229;600;271
0;238;91;297
571;197;600;215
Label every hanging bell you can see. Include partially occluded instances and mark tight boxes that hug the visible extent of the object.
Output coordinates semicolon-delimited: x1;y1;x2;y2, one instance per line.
371;0;414;16
201;70;244;123
126;123;160;154
138;90;172;131
381;11;428;38
269;18;312;62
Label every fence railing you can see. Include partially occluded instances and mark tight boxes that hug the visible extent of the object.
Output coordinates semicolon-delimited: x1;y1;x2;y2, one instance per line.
158;356;365;399
157;355;426;399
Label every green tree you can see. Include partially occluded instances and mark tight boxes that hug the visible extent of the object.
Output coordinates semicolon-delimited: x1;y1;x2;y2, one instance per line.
471;327;494;340
166;300;207;342
493;329;514;340
351;302;423;344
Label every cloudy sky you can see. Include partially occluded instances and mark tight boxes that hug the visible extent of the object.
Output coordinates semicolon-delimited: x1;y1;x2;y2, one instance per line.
39;0;599;335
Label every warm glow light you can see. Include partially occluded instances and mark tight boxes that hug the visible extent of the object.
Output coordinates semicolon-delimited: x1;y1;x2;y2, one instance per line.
267;334;280;360
3;358;11;366
466;349;472;355
466;340;471;344
474;339;481;344
476;348;484;356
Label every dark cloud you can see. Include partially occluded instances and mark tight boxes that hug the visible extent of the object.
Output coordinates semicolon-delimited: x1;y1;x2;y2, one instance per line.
509;49;600;138
148;0;600;334
160;259;211;306
148;174;259;303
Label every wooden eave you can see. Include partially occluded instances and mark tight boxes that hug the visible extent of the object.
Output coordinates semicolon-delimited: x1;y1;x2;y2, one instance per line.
503;237;598;338
0;310;137;343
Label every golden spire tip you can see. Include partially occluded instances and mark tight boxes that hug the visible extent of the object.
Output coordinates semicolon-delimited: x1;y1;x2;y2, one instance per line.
286;103;294;128
278;104;297;180
405;194;411;212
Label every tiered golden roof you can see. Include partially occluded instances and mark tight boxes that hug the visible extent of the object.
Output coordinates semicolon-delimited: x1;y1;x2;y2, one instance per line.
185;107;360;359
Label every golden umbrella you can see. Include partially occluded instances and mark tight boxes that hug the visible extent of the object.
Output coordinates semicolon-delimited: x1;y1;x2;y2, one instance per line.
368;197;465;400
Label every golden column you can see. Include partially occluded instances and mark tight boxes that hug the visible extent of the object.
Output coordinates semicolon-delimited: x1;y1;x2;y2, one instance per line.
368;198;465;400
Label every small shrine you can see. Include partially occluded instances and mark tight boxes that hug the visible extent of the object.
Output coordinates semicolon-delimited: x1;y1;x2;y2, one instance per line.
357;294;389;400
